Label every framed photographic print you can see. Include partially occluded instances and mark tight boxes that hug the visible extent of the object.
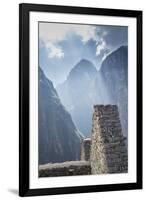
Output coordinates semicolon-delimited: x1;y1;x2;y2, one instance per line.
19;3;142;197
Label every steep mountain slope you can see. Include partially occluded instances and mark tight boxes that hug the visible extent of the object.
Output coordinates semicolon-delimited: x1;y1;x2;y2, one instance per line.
57;59;98;136
99;46;128;137
39;67;83;164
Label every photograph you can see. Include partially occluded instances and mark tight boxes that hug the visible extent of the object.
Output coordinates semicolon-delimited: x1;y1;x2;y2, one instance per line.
19;4;142;196
38;22;128;177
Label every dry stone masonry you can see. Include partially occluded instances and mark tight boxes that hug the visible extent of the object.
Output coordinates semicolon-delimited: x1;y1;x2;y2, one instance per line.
39;161;91;177
90;105;128;174
80;138;91;161
39;104;128;177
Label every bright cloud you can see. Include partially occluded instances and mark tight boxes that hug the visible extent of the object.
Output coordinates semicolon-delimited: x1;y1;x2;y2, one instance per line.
46;42;64;59
39;23;97;44
96;39;106;56
73;26;97;43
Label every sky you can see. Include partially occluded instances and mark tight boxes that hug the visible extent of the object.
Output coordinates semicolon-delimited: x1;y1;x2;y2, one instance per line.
39;22;128;86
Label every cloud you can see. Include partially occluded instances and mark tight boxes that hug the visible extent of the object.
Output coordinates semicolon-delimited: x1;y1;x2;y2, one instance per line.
39;23;97;43
39;23;69;43
39;23;99;58
46;42;64;59
39;23;127;59
73;26;97;43
96;39;106;56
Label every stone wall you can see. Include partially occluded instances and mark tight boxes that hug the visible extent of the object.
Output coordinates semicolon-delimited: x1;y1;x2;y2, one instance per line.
80;138;91;161
39;161;91;177
90;105;128;174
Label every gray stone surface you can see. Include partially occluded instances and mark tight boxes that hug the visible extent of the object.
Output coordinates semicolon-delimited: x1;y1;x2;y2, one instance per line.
39;161;91;177
90;105;128;174
80;138;91;161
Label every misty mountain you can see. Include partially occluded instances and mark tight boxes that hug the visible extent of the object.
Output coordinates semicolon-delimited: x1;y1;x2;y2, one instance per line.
39;67;83;164
98;45;128;137
56;46;128;138
57;59;98;136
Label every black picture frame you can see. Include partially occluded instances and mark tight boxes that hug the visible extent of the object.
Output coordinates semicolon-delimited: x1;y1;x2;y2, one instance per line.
19;3;143;197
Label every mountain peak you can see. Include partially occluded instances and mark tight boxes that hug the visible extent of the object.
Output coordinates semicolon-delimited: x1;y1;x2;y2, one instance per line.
114;45;128;55
68;59;97;80
76;59;96;70
56;59;98;136
101;45;128;72
77;59;93;65
118;45;128;50
104;45;127;61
